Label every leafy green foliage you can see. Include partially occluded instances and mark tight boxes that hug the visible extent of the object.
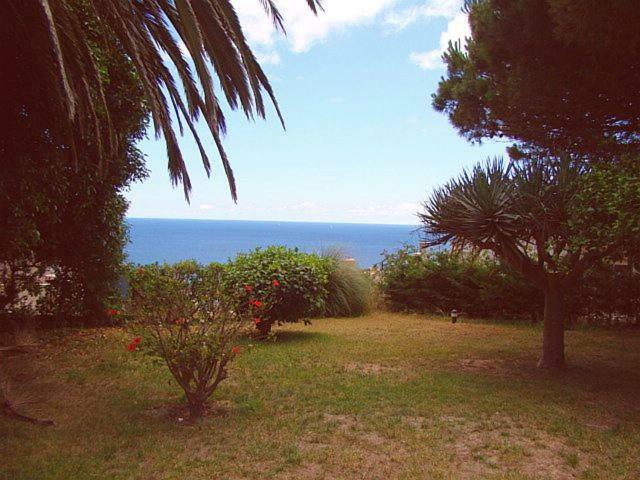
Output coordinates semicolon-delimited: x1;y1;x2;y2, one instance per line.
0;8;148;322
380;247;541;319
430;1;640;366
225;247;331;335
321;250;373;318
420;158;519;248
125;246;375;337
570;156;640;256
576;263;640;325
125;261;246;418
433;0;640;155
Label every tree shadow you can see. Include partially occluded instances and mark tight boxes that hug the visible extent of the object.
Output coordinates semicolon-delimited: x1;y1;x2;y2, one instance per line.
269;330;327;344
455;355;640;424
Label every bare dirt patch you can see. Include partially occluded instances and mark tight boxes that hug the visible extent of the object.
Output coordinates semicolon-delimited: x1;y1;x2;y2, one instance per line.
322;412;360;432
143;400;234;424
286;462;325;479
583;414;621;431
0;341;60;424
401;415;428;429
455;357;515;375
320;413;389;447
290;413;410;479
446;414;585;479
343;362;398;375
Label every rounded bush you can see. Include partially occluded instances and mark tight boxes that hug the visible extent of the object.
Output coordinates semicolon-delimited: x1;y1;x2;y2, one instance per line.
225;246;331;335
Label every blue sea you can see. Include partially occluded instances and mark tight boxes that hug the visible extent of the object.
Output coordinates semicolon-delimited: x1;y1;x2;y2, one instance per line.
125;218;420;268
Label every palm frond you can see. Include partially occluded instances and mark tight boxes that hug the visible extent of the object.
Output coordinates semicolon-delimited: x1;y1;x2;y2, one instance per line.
10;0;324;201
420;158;519;249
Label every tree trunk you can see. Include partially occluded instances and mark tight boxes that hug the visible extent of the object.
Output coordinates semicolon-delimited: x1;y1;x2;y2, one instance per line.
538;284;566;369
255;320;273;339
188;398;205;419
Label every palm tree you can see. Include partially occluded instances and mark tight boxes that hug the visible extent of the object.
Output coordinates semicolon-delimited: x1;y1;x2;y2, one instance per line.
419;157;625;369
5;0;322;200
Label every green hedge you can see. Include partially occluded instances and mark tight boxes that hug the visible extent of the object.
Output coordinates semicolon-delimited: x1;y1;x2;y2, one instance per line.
380;246;541;319
380;246;640;325
576;263;640;325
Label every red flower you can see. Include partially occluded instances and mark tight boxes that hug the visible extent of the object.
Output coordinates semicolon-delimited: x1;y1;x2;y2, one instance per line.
132;337;142;345
106;308;118;316
272;279;280;287
244;285;253;293
231;346;241;355
254;318;262;325
126;343;137;352
175;318;186;326
251;300;263;308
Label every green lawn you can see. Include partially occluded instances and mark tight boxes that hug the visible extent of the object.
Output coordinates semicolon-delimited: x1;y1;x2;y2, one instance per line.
2;313;640;479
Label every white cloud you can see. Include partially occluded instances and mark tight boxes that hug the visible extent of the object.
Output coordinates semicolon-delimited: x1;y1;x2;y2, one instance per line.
347;202;419;219
284;201;318;210
229;1;469;71
232;0;399;54
255;50;281;65
177;41;191;58
385;0;462;31
409;50;443;70
199;203;216;211
409;11;470;70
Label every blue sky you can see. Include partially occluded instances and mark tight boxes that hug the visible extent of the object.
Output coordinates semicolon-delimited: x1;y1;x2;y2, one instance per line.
126;0;508;225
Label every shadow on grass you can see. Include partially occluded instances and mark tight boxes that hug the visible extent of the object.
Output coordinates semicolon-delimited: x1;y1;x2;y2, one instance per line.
561;362;640;397
269;330;328;344
443;356;640;421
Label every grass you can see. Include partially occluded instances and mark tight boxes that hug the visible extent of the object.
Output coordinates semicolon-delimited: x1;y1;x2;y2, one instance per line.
322;248;374;317
1;313;640;479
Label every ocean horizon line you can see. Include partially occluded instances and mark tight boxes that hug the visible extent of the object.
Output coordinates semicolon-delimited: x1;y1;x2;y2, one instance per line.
125;217;421;228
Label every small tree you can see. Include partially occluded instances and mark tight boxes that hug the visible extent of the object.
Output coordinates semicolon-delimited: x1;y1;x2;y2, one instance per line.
420;156;639;369
126;262;246;418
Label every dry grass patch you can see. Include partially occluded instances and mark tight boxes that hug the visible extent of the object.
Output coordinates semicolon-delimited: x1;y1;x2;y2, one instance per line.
447;414;585;479
343;362;399;375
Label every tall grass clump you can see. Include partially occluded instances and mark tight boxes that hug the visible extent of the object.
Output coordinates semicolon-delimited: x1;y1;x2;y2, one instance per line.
322;249;373;318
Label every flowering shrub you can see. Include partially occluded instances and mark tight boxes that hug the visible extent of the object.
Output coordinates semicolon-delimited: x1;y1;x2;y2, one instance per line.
126;261;247;418
225;246;331;336
126;336;142;351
